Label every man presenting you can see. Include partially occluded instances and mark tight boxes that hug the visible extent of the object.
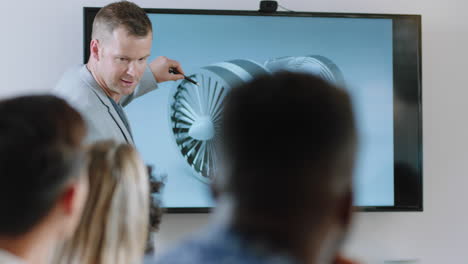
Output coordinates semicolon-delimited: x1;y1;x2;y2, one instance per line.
53;1;185;144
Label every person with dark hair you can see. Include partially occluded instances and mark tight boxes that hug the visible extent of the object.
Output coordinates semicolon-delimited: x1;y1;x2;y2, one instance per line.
154;72;358;264
53;1;186;144
0;95;89;264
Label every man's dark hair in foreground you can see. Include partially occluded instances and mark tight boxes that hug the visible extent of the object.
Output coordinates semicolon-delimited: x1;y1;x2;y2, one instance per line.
155;71;357;264
0;95;89;264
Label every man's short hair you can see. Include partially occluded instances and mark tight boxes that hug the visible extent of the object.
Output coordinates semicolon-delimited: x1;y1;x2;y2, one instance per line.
92;1;152;39
0;95;86;236
220;71;356;214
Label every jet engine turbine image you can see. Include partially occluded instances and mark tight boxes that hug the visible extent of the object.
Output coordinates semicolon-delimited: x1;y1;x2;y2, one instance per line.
170;59;270;183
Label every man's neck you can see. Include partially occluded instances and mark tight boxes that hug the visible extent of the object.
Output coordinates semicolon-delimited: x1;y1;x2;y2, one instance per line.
228;209;326;264
0;231;56;264
86;60;122;103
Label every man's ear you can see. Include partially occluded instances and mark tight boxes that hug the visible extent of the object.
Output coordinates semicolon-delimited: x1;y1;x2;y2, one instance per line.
61;184;78;216
60;177;88;216
90;39;100;61
55;179;88;238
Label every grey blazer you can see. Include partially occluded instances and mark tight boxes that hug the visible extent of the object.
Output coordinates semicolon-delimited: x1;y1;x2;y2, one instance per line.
52;65;158;144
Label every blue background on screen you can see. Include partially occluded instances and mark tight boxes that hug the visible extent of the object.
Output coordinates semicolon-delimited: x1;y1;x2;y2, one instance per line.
125;14;394;208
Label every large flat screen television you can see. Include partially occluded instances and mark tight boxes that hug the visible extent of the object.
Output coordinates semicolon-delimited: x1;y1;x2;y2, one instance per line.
84;8;422;212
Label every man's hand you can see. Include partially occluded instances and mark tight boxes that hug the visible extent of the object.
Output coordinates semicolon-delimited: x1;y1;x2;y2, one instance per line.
149;56;185;83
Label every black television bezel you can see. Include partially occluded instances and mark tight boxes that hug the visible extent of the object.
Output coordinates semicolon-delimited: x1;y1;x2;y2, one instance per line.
83;8;423;213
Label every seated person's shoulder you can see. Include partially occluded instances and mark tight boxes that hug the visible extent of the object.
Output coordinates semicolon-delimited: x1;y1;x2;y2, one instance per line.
154;238;208;264
154;230;266;264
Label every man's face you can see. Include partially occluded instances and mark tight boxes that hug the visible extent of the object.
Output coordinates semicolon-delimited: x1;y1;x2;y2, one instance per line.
97;27;152;96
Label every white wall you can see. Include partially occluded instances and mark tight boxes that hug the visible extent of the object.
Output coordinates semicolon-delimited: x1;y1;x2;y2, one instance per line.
1;0;467;263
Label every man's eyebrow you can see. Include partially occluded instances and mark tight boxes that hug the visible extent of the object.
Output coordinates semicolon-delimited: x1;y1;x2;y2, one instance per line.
115;54;150;60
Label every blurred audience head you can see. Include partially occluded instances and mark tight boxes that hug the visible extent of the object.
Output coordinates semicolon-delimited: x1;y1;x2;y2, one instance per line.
218;71;357;263
0;95;88;262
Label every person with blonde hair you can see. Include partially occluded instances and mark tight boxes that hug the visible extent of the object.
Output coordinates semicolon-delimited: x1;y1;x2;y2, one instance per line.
54;140;162;264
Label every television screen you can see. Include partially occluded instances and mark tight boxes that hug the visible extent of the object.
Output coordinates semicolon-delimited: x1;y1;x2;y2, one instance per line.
84;9;422;212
